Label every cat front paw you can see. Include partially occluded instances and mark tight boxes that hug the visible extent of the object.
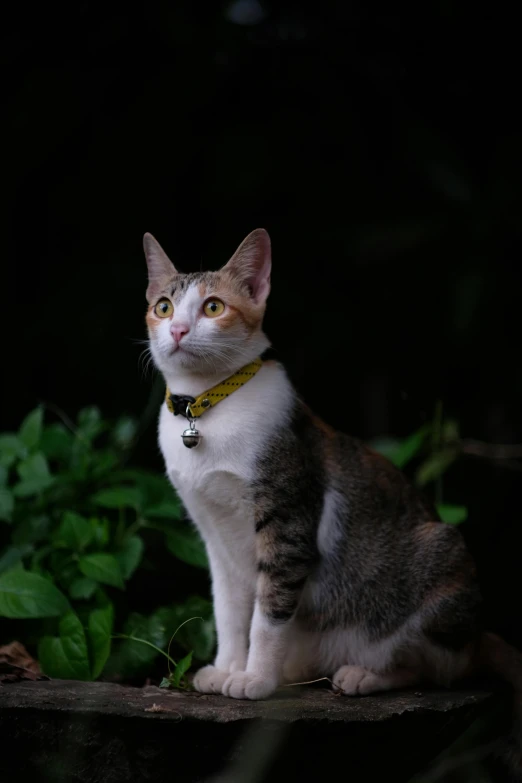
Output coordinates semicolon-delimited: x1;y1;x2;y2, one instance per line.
222;671;277;700
192;665;229;694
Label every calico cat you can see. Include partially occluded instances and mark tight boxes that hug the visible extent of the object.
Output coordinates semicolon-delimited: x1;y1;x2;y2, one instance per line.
143;228;521;719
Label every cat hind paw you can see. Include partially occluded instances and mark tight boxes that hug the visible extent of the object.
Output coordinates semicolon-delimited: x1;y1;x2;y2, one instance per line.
333;665;384;695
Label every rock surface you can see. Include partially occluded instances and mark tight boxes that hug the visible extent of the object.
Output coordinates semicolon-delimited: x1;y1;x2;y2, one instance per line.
0;679;499;782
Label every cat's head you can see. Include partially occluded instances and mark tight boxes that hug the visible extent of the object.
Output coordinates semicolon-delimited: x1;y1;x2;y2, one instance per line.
143;229;271;378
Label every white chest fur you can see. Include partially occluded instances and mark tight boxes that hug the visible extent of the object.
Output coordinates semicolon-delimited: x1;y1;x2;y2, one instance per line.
158;362;294;538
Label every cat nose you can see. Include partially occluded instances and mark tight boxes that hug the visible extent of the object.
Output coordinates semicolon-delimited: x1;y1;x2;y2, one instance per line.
170;323;190;343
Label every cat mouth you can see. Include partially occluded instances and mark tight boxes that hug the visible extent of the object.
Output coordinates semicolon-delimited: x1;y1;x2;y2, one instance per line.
169;343;193;356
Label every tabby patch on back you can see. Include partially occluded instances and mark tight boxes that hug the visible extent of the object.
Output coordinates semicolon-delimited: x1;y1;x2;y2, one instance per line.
143;227;522;770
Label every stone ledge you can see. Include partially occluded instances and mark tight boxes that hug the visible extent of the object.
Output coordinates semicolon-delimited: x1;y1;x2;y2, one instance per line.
0;679;502;783
0;678;495;722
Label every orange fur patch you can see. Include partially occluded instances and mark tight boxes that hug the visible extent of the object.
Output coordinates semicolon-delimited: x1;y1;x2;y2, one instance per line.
209;270;264;330
145;309;158;332
145;306;173;332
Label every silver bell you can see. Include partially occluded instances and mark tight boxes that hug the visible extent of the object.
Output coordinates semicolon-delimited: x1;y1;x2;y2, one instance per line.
182;416;202;448
182;427;202;448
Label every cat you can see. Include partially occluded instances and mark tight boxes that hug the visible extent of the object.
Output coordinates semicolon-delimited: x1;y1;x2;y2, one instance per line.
143;228;521;730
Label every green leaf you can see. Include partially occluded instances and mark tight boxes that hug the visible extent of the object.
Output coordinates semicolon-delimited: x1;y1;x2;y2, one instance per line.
437;504;468;525
442;418;460;444
90;517;110;548
0;545;33;574
90;450;120;479
38;611;91;680
12;515;50;546
159;676;171;689
31;545;53;571
40;423;73;460
12;478;55;498
368;437;402;461
415;450;458;486
18;407;43;451
116;535;144;579
112;416;138;449
172;651;193;688
104;611;170;679
48;550;76;581
69;441;92;481
0;465;7;486
390;426;429;468
145;501;182;519
55;511;93;551
87;603;114;679
79;553;124;589
370;426;429;469
0;434;26;468
13;453;54;497
69;577;98;600
77;406;105;441
92;486;142;510
0;568;69;618
166;526;208;569
0;488;14;523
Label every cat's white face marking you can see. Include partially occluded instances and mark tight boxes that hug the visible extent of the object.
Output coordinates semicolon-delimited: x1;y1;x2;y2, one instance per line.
148;283;220;373
147;281;269;378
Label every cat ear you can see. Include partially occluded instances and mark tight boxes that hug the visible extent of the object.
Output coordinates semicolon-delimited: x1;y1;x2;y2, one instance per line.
143;233;177;302
223;228;271;304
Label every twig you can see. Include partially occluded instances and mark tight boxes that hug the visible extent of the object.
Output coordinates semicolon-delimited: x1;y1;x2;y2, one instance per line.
39;401;80;438
460;439;522;459
283;676;339;690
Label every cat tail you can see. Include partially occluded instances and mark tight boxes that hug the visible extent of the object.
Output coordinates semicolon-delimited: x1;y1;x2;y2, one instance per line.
479;631;522;776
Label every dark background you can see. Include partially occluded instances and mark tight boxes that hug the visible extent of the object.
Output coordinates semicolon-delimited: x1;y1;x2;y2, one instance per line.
3;3;521;646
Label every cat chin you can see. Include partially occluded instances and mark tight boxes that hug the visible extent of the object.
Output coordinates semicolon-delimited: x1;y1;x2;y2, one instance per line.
155;352;199;374
153;348;226;376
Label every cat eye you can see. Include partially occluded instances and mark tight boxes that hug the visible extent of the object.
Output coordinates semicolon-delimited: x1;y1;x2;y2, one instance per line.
203;299;225;318
154;299;174;318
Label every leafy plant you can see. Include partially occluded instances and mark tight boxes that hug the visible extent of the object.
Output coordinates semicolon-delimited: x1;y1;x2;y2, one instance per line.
370;402;467;525
113;616;204;691
0;405;212;681
160;651;193;690
104;596;215;681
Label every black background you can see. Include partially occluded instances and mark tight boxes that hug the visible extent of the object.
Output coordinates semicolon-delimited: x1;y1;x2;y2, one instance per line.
3;2;521;646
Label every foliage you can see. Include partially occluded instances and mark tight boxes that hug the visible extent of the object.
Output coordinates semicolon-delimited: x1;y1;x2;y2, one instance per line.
370;403;468;524
115;616;204;691
104;596;215;681
0;406;213;682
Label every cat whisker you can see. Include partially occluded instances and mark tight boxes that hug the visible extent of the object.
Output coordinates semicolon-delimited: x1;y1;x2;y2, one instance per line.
129;337;151;346
138;346;155;378
193;340;258;362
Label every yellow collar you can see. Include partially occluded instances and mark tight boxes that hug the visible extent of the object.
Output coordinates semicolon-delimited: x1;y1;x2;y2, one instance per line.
166;357;263;420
